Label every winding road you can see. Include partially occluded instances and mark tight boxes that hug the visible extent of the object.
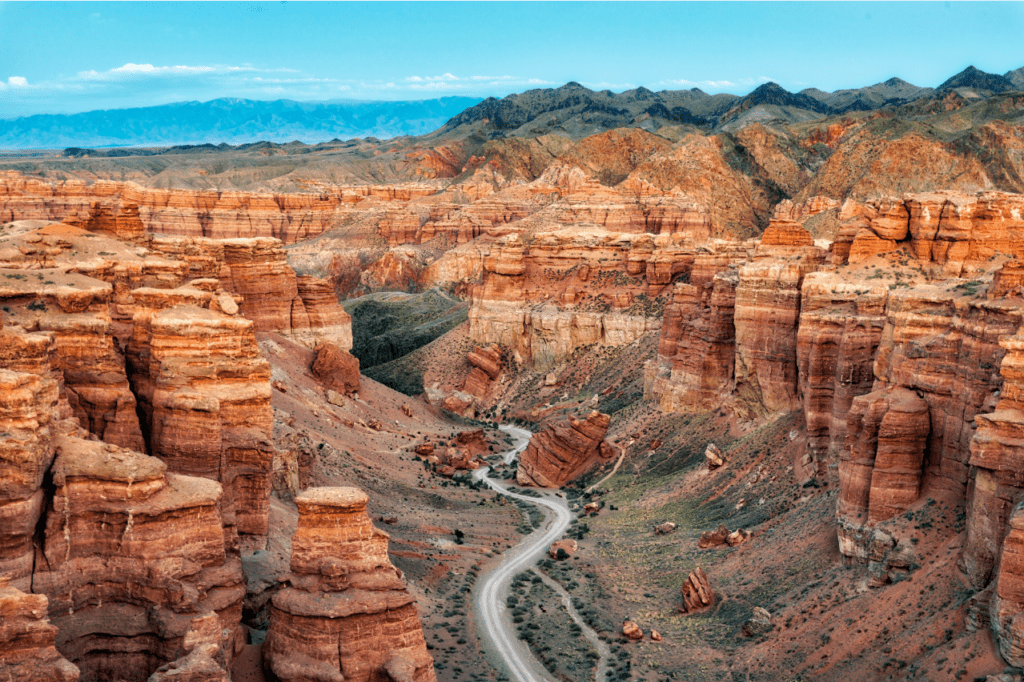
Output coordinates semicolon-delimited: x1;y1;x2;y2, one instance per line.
471;425;605;682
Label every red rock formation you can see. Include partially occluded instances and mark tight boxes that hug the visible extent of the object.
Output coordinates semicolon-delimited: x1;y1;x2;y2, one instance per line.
0;367;60;589
965;324;1024;586
834;191;1024;276
734;223;826;415
469;228;689;367
32;437;244;682
645;258;741;412
0;578;80;682
264;487;436;682
312;343;361;397
0;171;435;244
680;567;714;613
516;411;615;487
796;273;888;473
462;344;502;401
129;301;273;549
991;502;1024;668
837;388;930;530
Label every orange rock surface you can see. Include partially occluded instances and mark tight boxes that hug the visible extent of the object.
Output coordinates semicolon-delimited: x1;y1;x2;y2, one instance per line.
0;578;79;682
31;438;244;681
0;171;435;244
264;487;436;682
516;411;615;487
733;223;826;415
312;342;361;396
128;301;273;549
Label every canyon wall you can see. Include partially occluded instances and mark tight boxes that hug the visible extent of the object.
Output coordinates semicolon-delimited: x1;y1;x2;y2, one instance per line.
0;171;434;244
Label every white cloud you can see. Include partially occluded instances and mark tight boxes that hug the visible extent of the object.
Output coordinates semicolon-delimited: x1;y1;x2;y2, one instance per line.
78;63;250;80
8;76;28;87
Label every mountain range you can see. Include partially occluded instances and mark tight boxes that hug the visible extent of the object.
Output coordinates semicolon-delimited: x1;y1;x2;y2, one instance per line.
0;97;483;150
1;65;1022;150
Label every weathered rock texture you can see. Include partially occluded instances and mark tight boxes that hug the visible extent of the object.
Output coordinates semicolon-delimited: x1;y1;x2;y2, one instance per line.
834;192;1024;276
680;567;714;613
0;367;61;589
516;411;615;487
129;302;274;549
32;438;244;682
469;228;713;368
312;343;361;397
0;171;433;244
733;222;827;416
0;578;80;682
264;487;436;682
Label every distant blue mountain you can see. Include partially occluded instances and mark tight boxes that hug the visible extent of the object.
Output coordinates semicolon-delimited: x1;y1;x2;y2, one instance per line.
0;97;484;149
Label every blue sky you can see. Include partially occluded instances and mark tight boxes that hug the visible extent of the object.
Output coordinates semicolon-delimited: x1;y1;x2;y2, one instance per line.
1;2;1022;118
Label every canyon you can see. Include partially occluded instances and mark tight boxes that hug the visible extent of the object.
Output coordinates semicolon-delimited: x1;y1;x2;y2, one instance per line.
3;76;1024;682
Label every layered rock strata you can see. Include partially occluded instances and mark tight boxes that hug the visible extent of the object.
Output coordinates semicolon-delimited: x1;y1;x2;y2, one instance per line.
129;301;274;549
517;411;615;487
834;191;1024;275
0;367;61;589
733;222;827;415
469;228;705;368
796;274;888;474
0;578;80;682
0;171;435;244
644;251;745;412
32;437;244;682
264;487;436;682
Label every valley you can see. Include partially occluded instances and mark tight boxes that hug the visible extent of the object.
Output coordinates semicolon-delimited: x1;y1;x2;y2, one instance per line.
4;65;1024;682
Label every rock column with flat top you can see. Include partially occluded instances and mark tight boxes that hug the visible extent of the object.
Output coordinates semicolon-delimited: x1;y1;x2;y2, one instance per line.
264;487;436;682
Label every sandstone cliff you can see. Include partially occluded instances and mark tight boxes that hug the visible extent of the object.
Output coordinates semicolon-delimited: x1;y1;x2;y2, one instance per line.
129;300;274;550
33;438;244;682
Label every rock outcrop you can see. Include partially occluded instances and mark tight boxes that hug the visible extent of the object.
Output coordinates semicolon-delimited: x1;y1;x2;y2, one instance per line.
0;171;435;244
680;567;714;613
0;578;80;682
32;438;244;682
312;343;361;397
733;222;826;415
516;411;615;487
469;228;697;368
0;367;61;589
129;301;274;550
264;487;436;682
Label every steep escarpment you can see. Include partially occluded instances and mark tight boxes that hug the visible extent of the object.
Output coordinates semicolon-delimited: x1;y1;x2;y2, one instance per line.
468;226;712;369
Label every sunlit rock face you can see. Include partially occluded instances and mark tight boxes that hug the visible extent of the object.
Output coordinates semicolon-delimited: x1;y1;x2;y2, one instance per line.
264;487;436;682
516;411;616;487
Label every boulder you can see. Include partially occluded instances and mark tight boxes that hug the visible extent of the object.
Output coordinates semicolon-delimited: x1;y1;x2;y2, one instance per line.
655;522;678;535
698;525;730;549
311;343;361;396
549;539;578;560
743;607;773;637
516;411;614;487
680;567;714;613
705;443;725;469
622;621;643;641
